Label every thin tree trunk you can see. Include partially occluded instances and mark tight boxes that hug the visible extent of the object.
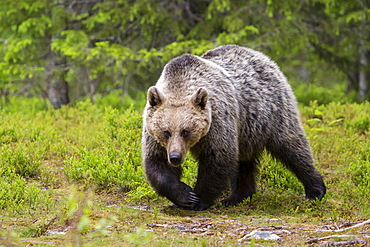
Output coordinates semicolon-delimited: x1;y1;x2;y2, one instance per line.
45;50;69;109
81;66;100;103
358;47;369;101
356;9;369;101
347;69;358;94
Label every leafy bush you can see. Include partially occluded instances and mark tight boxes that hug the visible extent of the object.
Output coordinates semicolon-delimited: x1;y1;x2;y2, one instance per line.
64;106;145;192
0;96;49;113
0;167;52;211
0;144;42;178
94;90;146;111
294;83;356;106
301;101;370;134
0;127;19;144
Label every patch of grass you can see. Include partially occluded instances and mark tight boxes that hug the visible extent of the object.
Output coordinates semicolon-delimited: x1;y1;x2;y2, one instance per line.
1;143;43;178
0;170;53;212
64;106;144;192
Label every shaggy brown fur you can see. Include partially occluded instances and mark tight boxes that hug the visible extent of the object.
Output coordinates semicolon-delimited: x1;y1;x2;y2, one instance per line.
142;45;326;210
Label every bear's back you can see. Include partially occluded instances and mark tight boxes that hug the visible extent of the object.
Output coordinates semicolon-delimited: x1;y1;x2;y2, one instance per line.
202;45;296;107
202;45;288;89
157;52;234;98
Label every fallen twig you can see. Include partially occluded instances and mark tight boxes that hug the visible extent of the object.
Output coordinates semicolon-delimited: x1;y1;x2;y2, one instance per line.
147;222;212;233
307;234;370;244
242;242;266;247
317;239;368;246
318;219;370;233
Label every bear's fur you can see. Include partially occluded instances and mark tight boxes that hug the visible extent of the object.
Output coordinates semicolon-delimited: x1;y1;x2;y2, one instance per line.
142;45;326;210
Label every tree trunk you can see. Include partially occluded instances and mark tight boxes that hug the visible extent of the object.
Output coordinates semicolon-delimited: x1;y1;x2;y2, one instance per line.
81;66;100;102
357;47;369;101
45;50;69;109
46;77;69;109
347;69;359;94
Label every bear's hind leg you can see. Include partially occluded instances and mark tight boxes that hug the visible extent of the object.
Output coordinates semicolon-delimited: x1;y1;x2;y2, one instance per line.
267;135;326;200
221;160;258;207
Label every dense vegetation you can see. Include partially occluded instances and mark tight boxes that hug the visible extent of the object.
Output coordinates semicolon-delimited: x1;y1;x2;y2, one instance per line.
0;97;369;246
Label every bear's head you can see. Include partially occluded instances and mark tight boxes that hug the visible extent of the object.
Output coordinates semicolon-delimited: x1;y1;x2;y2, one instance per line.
144;86;212;166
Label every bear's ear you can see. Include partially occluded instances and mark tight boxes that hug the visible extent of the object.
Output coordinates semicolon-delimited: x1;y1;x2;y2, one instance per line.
191;87;208;108
147;86;165;107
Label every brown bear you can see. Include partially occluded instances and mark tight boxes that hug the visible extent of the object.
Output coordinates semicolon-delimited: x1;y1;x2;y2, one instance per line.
142;45;326;211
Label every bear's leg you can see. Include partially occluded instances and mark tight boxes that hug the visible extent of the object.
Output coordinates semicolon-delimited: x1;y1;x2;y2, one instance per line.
192;165;229;210
145;157;200;209
144;137;199;209
221;160;258;207
192;151;238;210
267;135;326;200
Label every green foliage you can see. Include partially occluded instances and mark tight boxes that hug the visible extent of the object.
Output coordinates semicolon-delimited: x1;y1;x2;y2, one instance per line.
51;30;90;60
94;90;146;111
301;101;369;217
0;96;49;113
64;106;144;192
0;144;42;178
294;83;356;105
301;100;370;134
1;0;368;105
64;145;143;192
126;183;156;202
0;166;52;211
125;227;154;247
259;154;303;196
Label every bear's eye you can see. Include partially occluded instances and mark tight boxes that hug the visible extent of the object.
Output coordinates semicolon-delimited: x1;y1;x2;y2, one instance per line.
163;131;171;139
181;130;190;138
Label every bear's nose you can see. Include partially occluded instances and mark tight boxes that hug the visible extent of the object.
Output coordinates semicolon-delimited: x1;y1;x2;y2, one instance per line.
169;152;182;166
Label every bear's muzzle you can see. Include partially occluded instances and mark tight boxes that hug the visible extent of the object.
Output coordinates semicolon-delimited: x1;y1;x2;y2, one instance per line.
169;151;183;166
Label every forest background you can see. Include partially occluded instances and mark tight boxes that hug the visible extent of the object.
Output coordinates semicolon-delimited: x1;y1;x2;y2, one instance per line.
0;0;369;108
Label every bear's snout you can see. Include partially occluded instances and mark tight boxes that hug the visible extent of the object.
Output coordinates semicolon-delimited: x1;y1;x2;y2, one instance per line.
169;151;183;166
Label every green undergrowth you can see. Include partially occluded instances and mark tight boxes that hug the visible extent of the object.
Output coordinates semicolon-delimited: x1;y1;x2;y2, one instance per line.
293;83;357;106
0;97;369;246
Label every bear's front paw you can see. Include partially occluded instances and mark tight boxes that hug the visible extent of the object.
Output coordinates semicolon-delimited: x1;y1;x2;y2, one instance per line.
173;191;200;210
305;184;326;200
172;192;215;211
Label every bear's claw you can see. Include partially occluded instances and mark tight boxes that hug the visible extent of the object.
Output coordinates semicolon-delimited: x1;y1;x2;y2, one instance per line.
169;191;214;211
169;192;200;209
186;192;200;206
189;192;199;202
